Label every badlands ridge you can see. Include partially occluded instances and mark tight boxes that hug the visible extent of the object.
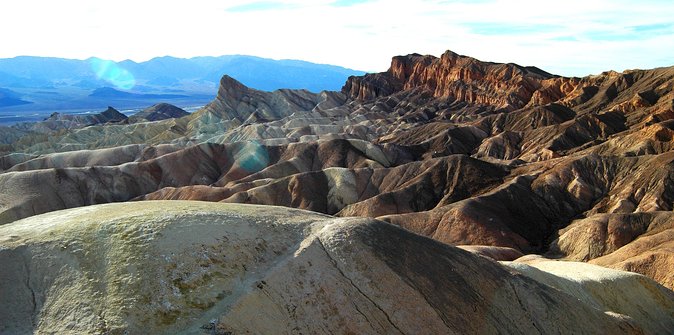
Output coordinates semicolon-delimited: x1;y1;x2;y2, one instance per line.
1;50;674;333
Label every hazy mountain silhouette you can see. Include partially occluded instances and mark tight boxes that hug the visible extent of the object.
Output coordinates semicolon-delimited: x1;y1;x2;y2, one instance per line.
0;55;365;92
0;88;32;107
0;55;364;121
88;87;189;100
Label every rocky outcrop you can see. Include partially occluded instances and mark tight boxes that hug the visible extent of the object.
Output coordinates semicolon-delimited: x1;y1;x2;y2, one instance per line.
1;50;674;291
43;106;127;126
215;154;507;217
128;103;189;122
4;107;128;141
0;117;191;155
5;143;185;172
548;212;674;289
187;75;347;141
1;201;672;334
504;258;674;335
343;50;555;110
0;140;412;224
0;77;349;155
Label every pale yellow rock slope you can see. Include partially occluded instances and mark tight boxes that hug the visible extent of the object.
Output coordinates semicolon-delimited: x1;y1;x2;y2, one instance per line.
0;201;672;334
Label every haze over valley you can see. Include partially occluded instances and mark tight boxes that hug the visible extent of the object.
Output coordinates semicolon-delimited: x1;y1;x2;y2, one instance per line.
0;55;364;124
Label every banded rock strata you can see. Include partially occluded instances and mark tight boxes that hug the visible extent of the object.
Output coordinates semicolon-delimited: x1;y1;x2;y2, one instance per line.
1;50;674;292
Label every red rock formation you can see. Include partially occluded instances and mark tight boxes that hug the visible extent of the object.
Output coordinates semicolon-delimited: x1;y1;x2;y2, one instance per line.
344;50;555;110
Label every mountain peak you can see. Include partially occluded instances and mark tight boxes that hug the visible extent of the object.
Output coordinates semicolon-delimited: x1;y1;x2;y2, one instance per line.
217;75;250;99
100;106;125;120
129;103;189;122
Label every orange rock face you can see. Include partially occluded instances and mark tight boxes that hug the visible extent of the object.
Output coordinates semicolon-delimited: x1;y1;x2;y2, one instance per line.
346;50;559;110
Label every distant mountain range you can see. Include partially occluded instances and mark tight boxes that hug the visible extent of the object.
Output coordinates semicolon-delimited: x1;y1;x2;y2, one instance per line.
0;88;32;107
0;55;365;123
1;51;674;335
88;87;189;100
0;55;365;93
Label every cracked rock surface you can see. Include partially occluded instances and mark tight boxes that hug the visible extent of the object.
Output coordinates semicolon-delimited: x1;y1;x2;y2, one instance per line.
1;201;672;334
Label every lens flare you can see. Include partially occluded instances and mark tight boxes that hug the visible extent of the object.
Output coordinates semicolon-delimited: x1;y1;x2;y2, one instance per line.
236;141;269;173
89;58;136;90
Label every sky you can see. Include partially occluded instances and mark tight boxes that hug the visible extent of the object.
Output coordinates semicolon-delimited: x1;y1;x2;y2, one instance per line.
1;0;673;76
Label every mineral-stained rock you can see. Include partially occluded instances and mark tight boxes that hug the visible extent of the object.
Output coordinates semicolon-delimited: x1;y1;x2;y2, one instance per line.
343;50;555;111
1;201;671;334
187;75;347;141
1;49;674;292
0;139;414;224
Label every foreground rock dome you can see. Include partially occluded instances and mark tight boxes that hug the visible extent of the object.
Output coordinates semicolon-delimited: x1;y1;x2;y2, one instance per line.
1;201;672;334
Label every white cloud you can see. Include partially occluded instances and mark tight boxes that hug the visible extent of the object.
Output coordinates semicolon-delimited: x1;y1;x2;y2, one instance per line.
0;0;672;76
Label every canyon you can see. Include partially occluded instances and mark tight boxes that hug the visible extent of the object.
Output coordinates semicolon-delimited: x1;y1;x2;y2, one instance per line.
1;50;673;334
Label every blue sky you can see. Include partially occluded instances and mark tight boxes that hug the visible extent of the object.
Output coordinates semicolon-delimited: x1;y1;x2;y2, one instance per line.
1;0;673;76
